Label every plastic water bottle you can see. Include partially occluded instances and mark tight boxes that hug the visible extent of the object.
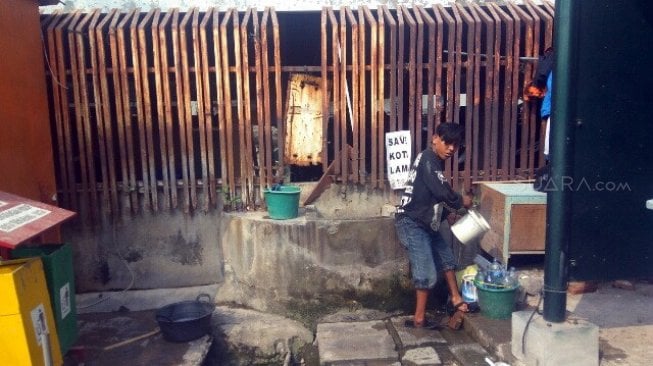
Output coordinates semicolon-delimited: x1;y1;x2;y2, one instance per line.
489;259;504;284
503;267;518;289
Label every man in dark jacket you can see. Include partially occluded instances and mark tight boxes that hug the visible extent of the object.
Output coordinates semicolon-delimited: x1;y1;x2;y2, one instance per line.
395;122;473;328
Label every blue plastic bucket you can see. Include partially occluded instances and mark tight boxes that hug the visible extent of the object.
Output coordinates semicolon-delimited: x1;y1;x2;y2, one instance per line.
264;185;301;219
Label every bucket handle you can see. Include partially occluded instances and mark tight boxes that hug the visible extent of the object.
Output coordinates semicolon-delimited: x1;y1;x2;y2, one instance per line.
196;293;212;303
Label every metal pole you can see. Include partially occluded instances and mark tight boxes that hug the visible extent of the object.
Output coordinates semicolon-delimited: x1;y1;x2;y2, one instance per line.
543;0;577;322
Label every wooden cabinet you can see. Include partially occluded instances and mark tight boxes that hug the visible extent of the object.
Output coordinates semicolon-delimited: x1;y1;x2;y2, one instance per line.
476;182;547;264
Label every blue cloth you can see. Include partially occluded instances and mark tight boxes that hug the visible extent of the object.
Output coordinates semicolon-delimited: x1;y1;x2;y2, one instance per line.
540;72;553;118
395;215;457;289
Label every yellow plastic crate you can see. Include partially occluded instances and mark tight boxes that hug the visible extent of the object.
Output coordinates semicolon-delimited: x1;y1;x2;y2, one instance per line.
0;258;63;366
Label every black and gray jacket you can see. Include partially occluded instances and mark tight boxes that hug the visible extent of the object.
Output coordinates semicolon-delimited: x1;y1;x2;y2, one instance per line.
396;148;463;230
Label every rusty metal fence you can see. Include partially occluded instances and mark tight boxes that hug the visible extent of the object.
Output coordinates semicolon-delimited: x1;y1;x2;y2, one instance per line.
41;2;554;217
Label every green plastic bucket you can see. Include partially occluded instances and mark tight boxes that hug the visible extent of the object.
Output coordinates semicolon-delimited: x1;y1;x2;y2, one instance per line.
264;185;301;219
474;280;517;319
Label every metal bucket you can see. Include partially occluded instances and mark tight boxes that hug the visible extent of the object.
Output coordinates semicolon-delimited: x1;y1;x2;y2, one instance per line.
155;294;215;343
451;209;490;244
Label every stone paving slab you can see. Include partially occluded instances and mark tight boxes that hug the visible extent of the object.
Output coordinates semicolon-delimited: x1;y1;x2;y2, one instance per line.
391;316;447;348
402;346;442;366
448;343;491;366
316;320;399;365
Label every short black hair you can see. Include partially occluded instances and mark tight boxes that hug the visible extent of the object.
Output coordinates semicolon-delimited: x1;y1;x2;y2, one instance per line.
435;122;464;146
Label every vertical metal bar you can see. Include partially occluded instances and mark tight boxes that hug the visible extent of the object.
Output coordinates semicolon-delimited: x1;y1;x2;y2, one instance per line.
363;7;378;188
260;9;273;187
439;5;455;125
179;10;197;211
159;11;178;209
193;8;210;211
271;11;283;183
413;7;424;152
328;9;340;176
469;5;482;186
417;6;435;141
87;11;110;215
347;8;359;184
131;9;152;211
396;7;404;131
320;8;329;175
151;9;170;210
220;9;236;196
199;9;215;208
382;6;397;133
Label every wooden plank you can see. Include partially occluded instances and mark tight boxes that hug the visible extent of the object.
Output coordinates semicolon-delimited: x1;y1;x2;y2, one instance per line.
254;9;267;192
363;7;378;187
486;4;502;181
96;10;120;214
220;9;236;195
193;8;209;211
339;7;348;184
400;6;416;159
320;8;329;175
492;4;513;181
48;13;72;209
260;9;273;187
509;204;546;252
117;9;140;212
346;7;359;183
272;10;283;184
469;5;481;186
152;9;171;210
88;10;110;214
381;6;397;132
438;4;455;128
506;4;521;179
232;9;246;203
523;2;540;176
473;4;495;182
396;7;404;131
450;5;462;189
158;10;178;209
327;8;340;176
130;9;152;211
240;9;255;206
413;7;424;152
179;9;197;211
431;7;444;129
68;12;90;215
357;8;367;179
212;9;228;192
456;4;474;190
138;9;158;211
376;7;385;189
417;6;435;140
172;9;191;212
199;9;216;208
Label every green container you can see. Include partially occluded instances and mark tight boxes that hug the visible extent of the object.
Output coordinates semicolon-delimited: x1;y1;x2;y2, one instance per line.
474;280;517;320
12;243;78;354
264;185;301;219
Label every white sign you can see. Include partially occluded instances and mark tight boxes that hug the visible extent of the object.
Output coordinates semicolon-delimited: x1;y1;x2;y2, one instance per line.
30;303;49;345
60;283;71;319
385;130;412;189
0;204;50;232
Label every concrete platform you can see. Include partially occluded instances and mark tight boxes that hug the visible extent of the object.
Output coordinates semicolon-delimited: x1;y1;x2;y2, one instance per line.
64;310;211;366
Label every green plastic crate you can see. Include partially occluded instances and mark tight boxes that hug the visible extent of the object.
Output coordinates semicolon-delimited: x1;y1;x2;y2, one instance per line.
12;243;78;354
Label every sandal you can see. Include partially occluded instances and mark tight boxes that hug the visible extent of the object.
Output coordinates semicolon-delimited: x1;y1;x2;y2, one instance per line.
404;318;441;330
446;300;470;315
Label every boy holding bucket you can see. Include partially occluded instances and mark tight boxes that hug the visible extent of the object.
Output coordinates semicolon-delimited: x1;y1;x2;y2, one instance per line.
395;122;473;329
